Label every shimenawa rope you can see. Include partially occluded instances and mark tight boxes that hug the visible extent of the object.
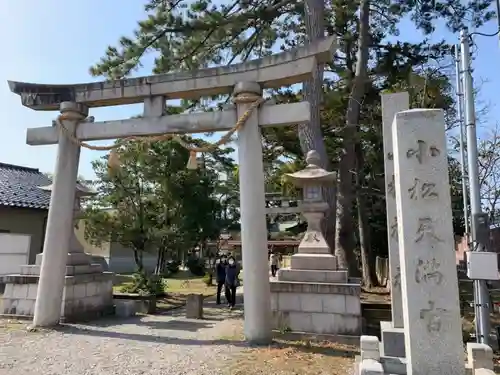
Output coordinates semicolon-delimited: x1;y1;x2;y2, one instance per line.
55;93;265;172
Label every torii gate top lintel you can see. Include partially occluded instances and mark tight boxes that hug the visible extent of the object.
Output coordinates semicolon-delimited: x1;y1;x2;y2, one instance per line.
8;36;336;111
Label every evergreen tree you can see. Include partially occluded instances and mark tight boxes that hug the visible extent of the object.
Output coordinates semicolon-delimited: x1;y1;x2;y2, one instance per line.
90;0;494;281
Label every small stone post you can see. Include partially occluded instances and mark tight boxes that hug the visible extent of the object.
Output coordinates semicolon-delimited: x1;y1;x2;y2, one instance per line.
32;102;86;327
393;109;465;375
234;81;272;344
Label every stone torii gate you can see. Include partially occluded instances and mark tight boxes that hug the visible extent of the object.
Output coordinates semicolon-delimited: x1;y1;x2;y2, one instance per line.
8;36;335;343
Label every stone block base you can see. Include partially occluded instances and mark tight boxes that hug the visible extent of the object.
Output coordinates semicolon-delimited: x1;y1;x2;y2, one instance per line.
290;253;337;270
36;251;97;267
115;300;138;318
380;321;405;358
277;268;348;283
0;272;114;323
354;336;495;375
270;280;361;336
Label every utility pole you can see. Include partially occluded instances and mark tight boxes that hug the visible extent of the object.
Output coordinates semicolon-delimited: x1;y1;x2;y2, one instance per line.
460;28;491;346
455;45;470;236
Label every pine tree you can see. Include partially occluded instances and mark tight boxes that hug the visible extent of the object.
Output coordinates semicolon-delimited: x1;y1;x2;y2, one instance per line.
90;0;494;276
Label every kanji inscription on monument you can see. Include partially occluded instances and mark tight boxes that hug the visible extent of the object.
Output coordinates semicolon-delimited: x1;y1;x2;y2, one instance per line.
414;258;443;285
408;178;438;200
392;109;464;375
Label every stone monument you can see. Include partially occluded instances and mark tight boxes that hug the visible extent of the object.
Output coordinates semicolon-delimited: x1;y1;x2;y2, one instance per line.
6;36;337;343
270;150;362;336
1;182;114;322
355;109;495;375
379;91;409;358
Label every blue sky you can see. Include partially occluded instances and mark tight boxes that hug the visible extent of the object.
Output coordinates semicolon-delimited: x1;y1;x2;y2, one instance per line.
0;1;499;179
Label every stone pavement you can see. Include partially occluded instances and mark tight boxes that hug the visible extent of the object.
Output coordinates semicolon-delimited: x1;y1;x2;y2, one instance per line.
0;295;246;375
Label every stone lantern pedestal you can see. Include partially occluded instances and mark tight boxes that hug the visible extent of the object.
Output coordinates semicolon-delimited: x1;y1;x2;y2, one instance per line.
1;183;114;322
270;151;361;337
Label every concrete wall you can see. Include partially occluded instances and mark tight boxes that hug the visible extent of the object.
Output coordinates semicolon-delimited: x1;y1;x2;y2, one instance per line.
0;233;31;275
74;219;111;259
108;242;157;274
74;219;157;274
0;206;47;264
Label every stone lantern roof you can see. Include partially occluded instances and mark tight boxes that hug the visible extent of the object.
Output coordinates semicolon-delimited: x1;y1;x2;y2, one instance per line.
38;182;97;198
285;150;337;187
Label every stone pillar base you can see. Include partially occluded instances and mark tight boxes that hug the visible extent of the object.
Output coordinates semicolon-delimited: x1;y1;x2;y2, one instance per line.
290;253;337;270
277;268;348;283
270;280;362;336
354;336;497;374
380;321;405;358
36;251;97;267
0;264;114;322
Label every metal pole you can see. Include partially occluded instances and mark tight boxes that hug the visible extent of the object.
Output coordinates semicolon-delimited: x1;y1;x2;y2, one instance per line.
455;45;470;236
460;28;491;345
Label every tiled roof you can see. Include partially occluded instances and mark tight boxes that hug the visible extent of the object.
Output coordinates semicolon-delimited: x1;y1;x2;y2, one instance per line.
0;163;52;209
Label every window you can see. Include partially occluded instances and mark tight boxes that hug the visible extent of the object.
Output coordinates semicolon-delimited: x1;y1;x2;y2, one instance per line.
304;186;321;201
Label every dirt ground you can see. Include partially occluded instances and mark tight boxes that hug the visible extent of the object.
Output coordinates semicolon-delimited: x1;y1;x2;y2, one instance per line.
228;339;358;375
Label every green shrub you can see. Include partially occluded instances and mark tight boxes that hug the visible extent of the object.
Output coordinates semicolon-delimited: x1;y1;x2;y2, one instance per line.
203;272;213;286
120;272;167;296
165;260;181;275
186;257;205;276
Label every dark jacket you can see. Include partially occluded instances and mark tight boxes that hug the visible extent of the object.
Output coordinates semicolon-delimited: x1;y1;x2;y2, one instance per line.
225;263;240;286
215;262;226;283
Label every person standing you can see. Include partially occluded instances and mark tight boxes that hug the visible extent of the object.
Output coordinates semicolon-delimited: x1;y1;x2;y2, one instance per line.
225;256;240;309
270;251;279;277
215;255;227;305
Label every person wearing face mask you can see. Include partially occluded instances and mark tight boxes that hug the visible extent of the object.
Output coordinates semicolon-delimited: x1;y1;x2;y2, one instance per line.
215;255;227;305
270;251;280;277
224;256;240;309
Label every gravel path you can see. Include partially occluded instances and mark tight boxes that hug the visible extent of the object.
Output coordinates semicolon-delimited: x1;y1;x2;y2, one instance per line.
0;300;247;375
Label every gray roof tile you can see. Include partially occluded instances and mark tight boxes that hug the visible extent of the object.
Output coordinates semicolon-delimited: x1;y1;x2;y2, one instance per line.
0;163;51;209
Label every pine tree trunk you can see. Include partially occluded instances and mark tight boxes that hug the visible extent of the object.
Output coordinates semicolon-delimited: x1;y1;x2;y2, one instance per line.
302;0;337;249
335;0;370;275
355;142;375;288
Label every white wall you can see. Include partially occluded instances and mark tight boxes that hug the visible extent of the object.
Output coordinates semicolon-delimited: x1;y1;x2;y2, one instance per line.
0;233;31;275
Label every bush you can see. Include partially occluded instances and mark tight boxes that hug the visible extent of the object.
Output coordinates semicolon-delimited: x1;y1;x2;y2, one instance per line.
203;272;213;286
120;272;167;296
165;260;181;275
186;257;205;276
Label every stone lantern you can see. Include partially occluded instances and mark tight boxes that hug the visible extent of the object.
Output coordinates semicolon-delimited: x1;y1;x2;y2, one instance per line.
2;181;114;322
269;150;361;337
36;182;98;267
281;149;337;271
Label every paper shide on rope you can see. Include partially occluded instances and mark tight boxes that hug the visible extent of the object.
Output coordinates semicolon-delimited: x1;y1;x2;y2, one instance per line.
54;93;266;175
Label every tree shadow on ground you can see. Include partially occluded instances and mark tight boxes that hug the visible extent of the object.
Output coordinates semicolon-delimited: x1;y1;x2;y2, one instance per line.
140;319;214;331
53;324;252;347
52;322;359;360
270;340;359;359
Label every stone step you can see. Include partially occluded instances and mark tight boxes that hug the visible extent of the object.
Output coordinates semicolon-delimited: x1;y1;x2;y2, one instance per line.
277;269;348;283
35;251;95;266
21;263;103;276
290;253;337;270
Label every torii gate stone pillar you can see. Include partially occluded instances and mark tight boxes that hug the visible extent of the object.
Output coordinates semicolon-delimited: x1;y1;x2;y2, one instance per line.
34;102;87;326
233;82;271;341
4;36;336;343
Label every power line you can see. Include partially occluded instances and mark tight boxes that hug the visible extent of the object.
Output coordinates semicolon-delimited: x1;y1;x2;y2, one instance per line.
469;29;500;38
